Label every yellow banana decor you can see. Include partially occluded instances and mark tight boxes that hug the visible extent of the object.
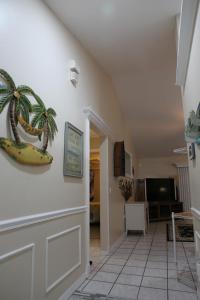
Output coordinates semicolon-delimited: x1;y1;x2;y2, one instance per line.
0;138;53;165
0;69;57;166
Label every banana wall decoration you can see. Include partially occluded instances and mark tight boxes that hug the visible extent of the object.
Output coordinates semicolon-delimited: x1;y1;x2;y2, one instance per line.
0;69;58;165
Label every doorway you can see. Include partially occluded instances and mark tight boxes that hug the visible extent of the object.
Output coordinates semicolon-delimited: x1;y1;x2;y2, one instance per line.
84;107;110;272
90;126;101;261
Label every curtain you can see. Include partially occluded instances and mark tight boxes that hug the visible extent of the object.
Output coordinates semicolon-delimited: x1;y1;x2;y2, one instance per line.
177;166;191;211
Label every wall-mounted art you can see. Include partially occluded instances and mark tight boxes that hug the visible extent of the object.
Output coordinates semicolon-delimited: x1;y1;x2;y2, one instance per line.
63;122;83;177
185;102;200;143
0;69;57;165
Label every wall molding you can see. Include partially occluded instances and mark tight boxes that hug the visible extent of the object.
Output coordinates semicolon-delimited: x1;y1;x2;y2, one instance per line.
0;243;35;300
45;225;81;293
194;230;200;300
191;207;200;220
176;0;200;86
195;230;200;252
0;205;88;233
83;106;115;141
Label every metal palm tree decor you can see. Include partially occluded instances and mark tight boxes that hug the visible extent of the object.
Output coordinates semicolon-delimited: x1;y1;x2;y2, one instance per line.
31;94;57;152
0;69;57;165
185;102;200;144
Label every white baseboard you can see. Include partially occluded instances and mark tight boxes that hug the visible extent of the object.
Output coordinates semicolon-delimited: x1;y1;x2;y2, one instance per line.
58;272;87;300
109;232;125;254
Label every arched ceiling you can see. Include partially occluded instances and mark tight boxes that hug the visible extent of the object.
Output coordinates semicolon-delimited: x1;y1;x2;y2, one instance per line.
44;0;185;158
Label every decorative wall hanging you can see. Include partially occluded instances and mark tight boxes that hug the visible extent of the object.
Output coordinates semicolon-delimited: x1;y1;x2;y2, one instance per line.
114;141;125;177
185;102;200;144
188;143;195;160
63;122;83;177
0;69;57;165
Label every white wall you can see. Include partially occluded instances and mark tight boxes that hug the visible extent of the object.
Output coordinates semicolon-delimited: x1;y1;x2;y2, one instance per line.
180;5;200;294
182;5;200;216
0;0;136;299
137;155;188;179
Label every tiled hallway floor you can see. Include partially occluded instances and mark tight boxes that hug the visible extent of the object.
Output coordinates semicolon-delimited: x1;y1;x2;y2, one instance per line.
71;222;198;300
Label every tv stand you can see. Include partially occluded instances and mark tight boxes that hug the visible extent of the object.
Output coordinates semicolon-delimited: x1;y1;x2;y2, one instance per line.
149;201;183;222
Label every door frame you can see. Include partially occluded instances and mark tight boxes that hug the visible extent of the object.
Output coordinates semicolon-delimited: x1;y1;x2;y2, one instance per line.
83;106;113;273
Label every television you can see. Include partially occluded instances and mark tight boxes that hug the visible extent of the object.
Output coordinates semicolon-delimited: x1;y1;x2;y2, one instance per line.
146;178;176;202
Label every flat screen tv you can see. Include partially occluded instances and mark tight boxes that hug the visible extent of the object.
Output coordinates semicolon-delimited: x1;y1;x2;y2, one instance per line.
146;178;176;202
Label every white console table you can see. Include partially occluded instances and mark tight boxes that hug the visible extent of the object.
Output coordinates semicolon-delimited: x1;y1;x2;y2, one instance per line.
125;202;149;235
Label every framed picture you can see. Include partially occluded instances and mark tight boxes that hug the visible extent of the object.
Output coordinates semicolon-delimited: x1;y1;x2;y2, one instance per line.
189;142;195;160
63;122;83;177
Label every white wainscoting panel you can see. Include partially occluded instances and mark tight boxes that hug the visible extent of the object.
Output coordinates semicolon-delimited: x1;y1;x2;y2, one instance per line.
0;243;35;300
195;231;200;253
191;207;200;220
0;205;87;233
45;225;81;293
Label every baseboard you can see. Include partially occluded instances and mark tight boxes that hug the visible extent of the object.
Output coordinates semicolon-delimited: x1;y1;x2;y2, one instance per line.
58;272;87;300
109;232;125;254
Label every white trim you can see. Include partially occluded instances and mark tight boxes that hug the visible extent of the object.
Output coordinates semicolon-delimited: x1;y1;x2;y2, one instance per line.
0;243;35;300
83;106;115;141
45;225;81;293
90;148;100;153
84;107;111;264
84;118;90;275
100;137;110;252
195;230;200;253
176;0;200;86
195;232;200;300
191;207;200;220
0;205;88;233
58;273;87;300
109;233;125;254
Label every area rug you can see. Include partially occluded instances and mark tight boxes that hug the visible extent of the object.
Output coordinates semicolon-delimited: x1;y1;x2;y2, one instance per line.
167;221;194;242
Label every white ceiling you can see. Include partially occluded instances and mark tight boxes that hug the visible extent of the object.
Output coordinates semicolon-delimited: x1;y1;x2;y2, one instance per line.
44;0;185;158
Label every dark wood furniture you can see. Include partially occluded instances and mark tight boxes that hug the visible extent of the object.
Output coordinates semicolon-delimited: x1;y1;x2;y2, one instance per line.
114;141;125;177
149;201;183;222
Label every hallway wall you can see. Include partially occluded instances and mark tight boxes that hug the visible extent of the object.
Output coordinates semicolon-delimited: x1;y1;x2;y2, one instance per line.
137;155;188;179
181;4;200;244
0;0;136;299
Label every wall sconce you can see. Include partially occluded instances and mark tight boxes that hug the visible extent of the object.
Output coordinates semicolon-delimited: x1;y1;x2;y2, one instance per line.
69;60;80;87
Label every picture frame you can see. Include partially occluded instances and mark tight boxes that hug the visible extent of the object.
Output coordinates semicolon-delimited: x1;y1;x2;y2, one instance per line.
188;142;195;160
63;122;83;177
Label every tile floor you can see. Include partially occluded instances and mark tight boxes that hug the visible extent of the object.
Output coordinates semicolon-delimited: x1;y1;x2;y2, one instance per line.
70;222;198;300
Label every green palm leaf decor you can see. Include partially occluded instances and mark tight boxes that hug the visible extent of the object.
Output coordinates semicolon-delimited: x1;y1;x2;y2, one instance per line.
31;94;58;152
0;68;58;166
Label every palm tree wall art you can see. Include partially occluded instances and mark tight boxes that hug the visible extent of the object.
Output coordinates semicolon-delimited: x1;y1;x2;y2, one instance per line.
0;69;57;165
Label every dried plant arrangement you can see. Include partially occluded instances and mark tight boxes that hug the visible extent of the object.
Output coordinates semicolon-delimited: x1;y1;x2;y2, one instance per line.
118;177;133;201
